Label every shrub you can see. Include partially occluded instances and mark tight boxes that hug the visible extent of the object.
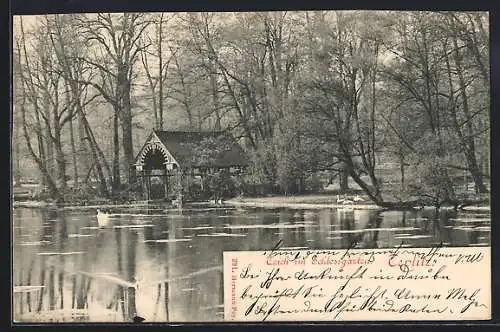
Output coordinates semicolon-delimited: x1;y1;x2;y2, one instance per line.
304;173;324;193
206;171;237;199
184;182;210;201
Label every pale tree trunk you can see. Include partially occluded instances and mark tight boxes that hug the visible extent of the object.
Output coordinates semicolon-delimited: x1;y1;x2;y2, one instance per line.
13;107;22;184
339;163;349;193
68;99;79;189
112;106;121;194
158;14;165;130
45;122;54;184
139;13;172;131
77;111;89;182
120;79;136;186
53;138;67;197
80;104;110;198
209;59;221;131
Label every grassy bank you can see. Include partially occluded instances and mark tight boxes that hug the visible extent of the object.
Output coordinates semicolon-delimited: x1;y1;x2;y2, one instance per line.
225;193;491;212
225;194;382;210
13;192;490;212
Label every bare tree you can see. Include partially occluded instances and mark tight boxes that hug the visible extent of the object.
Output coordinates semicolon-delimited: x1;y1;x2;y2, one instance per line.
442;13;489;193
75;13;151;192
49;14;111;197
16;17;74;201
139;13;175;130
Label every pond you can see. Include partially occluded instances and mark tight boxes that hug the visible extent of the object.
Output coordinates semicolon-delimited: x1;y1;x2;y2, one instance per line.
12;205;490;323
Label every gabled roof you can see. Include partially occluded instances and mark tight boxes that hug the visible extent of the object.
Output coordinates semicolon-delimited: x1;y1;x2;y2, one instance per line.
153;130;250;168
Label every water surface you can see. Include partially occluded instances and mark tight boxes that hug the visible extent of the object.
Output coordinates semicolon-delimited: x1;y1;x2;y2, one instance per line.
12;205;490;322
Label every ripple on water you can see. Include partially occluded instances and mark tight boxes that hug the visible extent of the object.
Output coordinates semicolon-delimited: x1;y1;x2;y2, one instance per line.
393;243;413;248
180;226;215;230
68;234;96;238
113;224;154;229
14;285;45;293
224;223;316;230
181;288;197;292
406;217;429;221
449;218;491;223
393;234;432;240
362;227;420;232
18;234;34;237
461;206;490;212
326;236;343;240
200;304;224;310
452;226;476;231
390;233;414;237
37;251;85;256
144;238;192;243
197;233;247;238
17;241;51;246
329;229;364;234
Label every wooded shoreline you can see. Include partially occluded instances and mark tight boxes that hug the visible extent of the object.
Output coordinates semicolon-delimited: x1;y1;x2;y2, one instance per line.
12;194;490;212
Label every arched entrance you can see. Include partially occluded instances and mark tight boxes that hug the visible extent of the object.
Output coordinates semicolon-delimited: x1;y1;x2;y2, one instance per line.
135;141;178;201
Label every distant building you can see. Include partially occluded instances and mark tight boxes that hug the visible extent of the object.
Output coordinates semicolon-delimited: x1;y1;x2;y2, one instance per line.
133;130;249;200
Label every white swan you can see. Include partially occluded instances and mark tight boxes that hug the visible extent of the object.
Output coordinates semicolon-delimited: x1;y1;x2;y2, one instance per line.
353;195;365;202
336;195;345;203
96;209;110;227
338;198;354;211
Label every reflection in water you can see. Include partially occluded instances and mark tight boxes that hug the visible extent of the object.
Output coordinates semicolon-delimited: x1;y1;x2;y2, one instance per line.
12;205;490;322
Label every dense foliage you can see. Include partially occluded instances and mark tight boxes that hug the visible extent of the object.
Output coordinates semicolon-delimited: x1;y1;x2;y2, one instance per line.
12;11;489;206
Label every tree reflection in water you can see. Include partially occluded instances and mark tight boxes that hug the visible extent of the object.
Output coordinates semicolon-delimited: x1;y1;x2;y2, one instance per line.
12;205;490;322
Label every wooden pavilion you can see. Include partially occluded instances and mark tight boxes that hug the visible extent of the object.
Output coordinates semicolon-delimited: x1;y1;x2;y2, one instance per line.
133;130;249;201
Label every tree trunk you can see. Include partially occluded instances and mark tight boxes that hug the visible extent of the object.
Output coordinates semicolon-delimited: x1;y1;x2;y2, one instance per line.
69;109;79;189
12;56;22;184
466;149;488;194
77;101;110;198
78;110;90;181
209;59;221;131
45;126;54;185
54;140;67;202
13;110;22;184
158;16;164;131
113;108;121;194
121;85;136;186
173;52;194;129
464;13;489;86
400;157;405;190
36;113;47;188
339;162;349;193
21;103;60;201
298;176;304;194
452;36;488;193
348;166;384;205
